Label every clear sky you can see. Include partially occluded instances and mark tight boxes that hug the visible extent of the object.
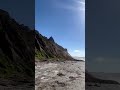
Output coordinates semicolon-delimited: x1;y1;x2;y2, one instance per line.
35;0;85;57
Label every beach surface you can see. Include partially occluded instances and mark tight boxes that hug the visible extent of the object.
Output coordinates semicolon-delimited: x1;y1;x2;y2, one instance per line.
35;60;85;90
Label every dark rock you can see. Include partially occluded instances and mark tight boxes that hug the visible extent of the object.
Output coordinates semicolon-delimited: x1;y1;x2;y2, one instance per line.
35;31;73;60
69;76;76;80
55;81;66;87
57;73;65;77
48;36;55;43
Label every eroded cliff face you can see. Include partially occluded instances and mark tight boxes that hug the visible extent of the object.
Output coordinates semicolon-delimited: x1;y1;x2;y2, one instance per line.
0;9;73;78
0;9;35;78
35;31;72;60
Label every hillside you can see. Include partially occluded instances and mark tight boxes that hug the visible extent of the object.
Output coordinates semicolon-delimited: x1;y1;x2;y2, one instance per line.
0;9;35;79
35;31;73;60
0;9;73;79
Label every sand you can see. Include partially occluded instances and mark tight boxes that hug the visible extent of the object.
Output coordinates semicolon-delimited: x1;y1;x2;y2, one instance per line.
35;60;85;90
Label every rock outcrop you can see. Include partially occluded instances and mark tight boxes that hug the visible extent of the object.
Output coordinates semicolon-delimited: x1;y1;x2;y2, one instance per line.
48;36;55;43
35;31;73;60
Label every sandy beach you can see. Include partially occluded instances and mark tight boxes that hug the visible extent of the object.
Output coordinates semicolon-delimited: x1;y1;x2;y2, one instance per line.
35;60;85;90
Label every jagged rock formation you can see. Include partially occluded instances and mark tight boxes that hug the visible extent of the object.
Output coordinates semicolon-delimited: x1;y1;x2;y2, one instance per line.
35;31;73;60
48;36;55;43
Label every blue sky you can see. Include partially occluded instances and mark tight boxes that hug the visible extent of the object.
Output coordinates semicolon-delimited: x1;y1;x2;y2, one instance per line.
35;0;85;57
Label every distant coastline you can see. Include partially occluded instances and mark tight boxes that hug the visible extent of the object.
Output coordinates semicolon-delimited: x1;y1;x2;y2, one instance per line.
73;56;85;61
